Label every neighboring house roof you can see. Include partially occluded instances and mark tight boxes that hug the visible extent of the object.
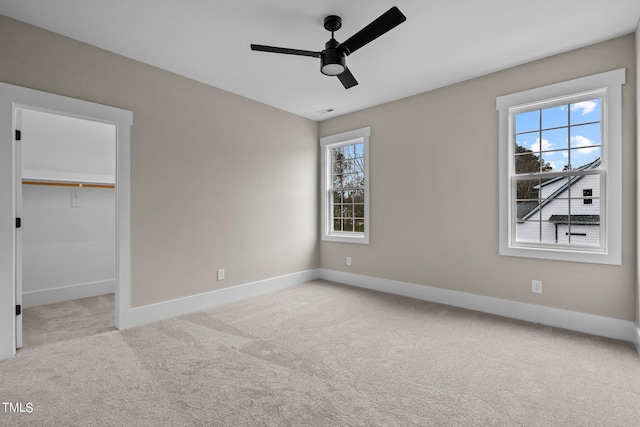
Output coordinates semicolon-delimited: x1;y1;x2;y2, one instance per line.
516;202;539;221
521;157;601;221
548;214;600;225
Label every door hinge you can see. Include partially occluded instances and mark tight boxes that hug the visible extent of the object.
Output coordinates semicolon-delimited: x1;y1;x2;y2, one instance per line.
16;305;21;316
15;129;21;141
16;217;21;228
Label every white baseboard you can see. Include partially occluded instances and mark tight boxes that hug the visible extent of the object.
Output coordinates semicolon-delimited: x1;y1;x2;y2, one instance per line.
23;279;115;308
124;267;635;345
319;269;637;343
127;269;321;328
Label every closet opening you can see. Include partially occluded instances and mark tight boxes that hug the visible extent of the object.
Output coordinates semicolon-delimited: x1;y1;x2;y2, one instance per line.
17;108;117;349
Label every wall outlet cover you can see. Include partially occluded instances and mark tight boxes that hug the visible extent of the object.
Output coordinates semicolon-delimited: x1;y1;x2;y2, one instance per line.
531;280;543;294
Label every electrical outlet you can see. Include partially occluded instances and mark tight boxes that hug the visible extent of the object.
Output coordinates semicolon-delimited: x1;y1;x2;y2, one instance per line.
531;280;542;294
346;257;352;266
217;269;225;281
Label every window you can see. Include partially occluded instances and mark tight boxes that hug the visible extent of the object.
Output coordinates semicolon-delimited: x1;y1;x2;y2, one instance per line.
320;127;370;244
497;69;625;264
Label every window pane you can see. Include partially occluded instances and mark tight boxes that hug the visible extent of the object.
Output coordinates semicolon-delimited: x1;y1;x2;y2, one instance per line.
333;204;342;218
542;105;568;129
542;151;568;172
332;190;343;203
515;110;540;133
344;205;353;218
353;189;364;203
343;219;354;232
342;159;354;173
354;219;365;233
516;177;541;201
570;175;600;198
515;153;544;174
571;123;601;148
541;128;569;152
353;158;365;174
515;131;540;153
354;204;364;217
540;220;556;244
570;147;601;169
333;219;341;232
516;199;539;222
342;173;363;188
354;143;364;158
516;220;540;243
570;99;601;125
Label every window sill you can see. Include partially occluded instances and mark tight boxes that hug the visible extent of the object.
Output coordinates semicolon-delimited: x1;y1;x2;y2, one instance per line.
500;244;620;265
322;233;369;244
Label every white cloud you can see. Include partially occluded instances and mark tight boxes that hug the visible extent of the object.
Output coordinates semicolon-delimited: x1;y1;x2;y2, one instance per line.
531;138;552;152
571;101;598;115
571;135;598;153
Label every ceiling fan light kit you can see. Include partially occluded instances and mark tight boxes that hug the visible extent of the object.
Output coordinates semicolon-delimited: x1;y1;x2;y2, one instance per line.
320;38;345;76
250;6;406;89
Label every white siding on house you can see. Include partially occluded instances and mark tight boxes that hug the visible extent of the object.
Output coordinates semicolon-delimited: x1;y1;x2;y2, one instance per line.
516;172;600;246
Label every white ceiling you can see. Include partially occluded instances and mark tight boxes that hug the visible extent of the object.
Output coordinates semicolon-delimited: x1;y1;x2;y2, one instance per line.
1;0;638;121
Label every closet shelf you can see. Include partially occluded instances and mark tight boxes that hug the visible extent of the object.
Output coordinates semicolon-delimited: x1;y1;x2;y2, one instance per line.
22;180;115;189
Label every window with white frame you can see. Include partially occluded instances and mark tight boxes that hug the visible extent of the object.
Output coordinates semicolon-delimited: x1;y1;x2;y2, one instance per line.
497;69;625;264
320;127;370;244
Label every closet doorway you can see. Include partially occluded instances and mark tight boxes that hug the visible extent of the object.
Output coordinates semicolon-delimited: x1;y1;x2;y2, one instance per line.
17;108;117;348
0;83;132;361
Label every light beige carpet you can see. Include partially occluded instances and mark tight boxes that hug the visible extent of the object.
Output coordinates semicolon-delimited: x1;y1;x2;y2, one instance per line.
1;280;639;426
22;293;115;348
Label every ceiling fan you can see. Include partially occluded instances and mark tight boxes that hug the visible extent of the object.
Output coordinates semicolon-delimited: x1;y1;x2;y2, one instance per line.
250;6;407;89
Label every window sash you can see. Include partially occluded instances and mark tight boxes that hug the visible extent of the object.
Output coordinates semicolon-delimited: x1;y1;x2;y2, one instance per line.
328;142;365;235
508;91;606;251
511;171;605;250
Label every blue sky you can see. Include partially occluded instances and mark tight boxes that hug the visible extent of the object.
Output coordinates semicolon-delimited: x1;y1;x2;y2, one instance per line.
515;98;601;172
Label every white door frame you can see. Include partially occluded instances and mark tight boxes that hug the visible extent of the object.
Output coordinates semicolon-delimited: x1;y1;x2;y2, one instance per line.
14;108;22;349
0;83;132;361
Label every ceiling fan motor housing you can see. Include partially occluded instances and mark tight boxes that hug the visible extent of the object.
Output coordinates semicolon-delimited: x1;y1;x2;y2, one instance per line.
321;38;346;76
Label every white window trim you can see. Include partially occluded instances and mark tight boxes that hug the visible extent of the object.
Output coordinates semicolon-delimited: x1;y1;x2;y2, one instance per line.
497;68;625;264
320;127;370;244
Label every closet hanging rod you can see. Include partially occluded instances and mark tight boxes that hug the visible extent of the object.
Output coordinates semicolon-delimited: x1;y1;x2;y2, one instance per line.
22;181;115;189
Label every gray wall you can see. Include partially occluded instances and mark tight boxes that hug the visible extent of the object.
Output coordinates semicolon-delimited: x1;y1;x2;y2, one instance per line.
0;15;319;307
22;185;115;295
319;35;637;321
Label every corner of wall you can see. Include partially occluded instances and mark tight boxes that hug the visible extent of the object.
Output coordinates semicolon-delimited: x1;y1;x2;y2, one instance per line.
635;19;640;328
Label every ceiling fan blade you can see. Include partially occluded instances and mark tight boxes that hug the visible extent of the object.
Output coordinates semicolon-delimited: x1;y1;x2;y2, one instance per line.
337;67;358;89
250;44;321;58
339;6;406;55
